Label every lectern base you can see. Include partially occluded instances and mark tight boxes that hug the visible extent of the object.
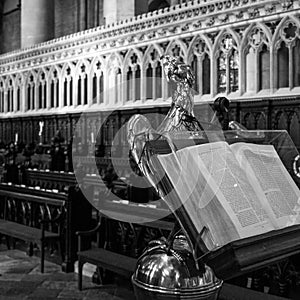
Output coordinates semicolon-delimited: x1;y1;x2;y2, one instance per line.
132;277;221;300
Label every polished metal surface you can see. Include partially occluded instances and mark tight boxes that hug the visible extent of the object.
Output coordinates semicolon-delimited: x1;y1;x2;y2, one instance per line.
132;238;222;300
127;55;203;179
128;55;223;299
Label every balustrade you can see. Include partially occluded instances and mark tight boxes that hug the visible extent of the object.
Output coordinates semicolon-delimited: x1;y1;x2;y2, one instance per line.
0;1;300;154
0;1;299;119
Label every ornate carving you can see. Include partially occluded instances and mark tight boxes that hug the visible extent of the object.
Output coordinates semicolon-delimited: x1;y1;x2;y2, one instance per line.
192;20;202;29
193;8;200;16
281;0;293;11
193;39;209;57
0;0;300;119
249;27;267;48
0;0;292;71
265;4;276;14
206;17;215;27
157;28;167;37
265;20;280;34
208;4;216;13
235;10;244;19
221;34;234;52
218;13;229;23
147;31;156;39
168;26;178;34
248;8;260;18
181;23;190;32
282;22;298;42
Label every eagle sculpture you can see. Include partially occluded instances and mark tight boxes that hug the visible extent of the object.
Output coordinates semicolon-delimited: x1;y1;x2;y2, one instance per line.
127;55;203;173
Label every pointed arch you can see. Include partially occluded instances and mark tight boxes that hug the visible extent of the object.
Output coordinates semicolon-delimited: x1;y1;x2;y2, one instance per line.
142;44;164;101
275;110;288;130
90;56;106;74
74;59;90;106
187;35;212;96
90;56;106;105
212;28;240;54
24;70;38;85
213;29;240;94
123;48;143;70
5;75;15;112
241;23;272;93
6;74;15;88
106;52;123;72
241;22;271;51
15;73;24;86
24;70;37;111
106;53;124;105
164;40;188;98
36;67;49;81
0;78;4;113
165;39;188;62
187;34;212;60
142;44;164;66
35;68;48;109
74;59;91;78
47;65;62;109
48;65;62;81
123;49;143;102
272;16;300;89
14;73;24;112
61;62;76;77
272;15;300;46
61;62;76;107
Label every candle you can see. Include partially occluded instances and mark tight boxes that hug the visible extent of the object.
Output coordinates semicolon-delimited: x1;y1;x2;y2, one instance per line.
15;133;18;143
39;121;44;136
91;132;95;143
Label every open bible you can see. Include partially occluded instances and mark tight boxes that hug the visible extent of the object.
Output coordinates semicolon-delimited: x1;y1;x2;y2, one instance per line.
157;140;300;250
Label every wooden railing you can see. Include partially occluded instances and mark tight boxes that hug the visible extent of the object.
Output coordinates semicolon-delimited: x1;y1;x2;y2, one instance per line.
0;182;93;272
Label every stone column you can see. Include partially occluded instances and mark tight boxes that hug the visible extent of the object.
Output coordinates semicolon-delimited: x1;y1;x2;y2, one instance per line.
3;91;8;113
103;0;134;24
13;88;18;112
211;53;217;97
141;67;146;102
170;0;180;6
289;46;293;89
135;0;148;16
77;0;87;31
21;0;54;48
270;48;276;92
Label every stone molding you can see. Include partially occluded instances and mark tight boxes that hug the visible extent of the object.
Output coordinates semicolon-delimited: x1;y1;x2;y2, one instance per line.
0;0;298;72
0;0;300;118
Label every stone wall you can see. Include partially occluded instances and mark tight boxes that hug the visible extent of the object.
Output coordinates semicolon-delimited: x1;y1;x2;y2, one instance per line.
1;97;300;153
1;10;20;53
0;0;300;150
54;0;80;38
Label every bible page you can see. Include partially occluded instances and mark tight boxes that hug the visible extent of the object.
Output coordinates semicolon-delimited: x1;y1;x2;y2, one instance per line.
231;143;300;228
157;141;275;247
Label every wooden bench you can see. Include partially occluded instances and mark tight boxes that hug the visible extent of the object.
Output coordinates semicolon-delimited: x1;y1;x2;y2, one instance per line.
76;200;174;290
0;220;61;273
23;168;77;192
0;164;4;182
77;248;137;289
0;181;94;273
0;183;66;272
30;153;51;170
73;156;128;178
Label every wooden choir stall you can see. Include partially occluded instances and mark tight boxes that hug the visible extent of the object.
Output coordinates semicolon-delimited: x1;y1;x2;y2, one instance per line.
1;127;300;299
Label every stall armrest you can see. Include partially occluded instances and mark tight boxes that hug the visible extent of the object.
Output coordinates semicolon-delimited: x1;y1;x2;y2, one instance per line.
76;218;102;251
39;206;66;225
76;219;102;237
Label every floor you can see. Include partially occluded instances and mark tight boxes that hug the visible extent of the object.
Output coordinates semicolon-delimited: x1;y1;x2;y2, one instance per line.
1;247;298;300
0;248;135;300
